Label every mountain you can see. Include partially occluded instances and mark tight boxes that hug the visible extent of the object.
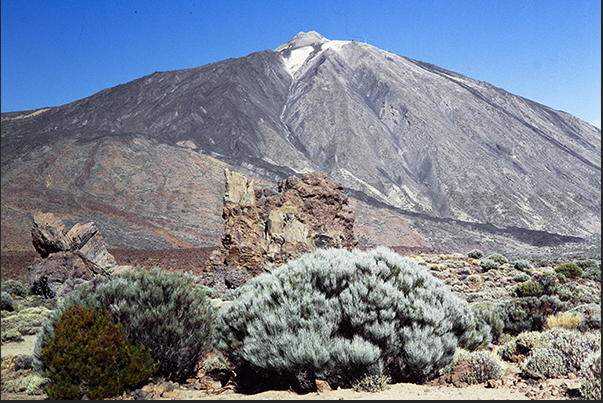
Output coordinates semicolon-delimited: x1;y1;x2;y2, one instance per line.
1;31;600;258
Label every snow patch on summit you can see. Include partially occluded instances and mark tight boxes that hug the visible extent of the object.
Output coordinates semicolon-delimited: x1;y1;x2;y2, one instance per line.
283;46;314;74
280;40;347;76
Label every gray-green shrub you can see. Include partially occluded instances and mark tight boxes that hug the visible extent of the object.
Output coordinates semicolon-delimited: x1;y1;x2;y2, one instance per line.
487;253;508;265
214;247;481;392
494;295;567;335
34;267;216;383
579;353;601;400
521;328;600;379
480;258;500;272
513;260;533;273
467;249;484;259
1;280;30;297
512;272;531;283
583;263;601;283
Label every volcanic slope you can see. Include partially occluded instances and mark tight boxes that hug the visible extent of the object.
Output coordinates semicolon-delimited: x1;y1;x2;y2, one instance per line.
1;31;600;255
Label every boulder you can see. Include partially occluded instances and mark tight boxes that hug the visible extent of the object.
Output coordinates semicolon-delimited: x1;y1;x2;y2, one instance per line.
28;212;123;298
28;251;109;299
67;222;117;269
30;212;71;258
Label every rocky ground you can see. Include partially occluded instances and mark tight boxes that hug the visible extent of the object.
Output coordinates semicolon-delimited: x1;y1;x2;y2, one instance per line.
1;248;600;400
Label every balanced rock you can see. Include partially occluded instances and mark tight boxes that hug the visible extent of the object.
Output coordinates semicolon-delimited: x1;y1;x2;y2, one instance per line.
28;212;121;298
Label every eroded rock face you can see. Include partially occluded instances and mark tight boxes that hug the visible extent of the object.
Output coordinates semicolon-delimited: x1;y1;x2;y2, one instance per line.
28;251;107;299
31;212;71;258
259;171;357;267
28;212;124;298
204;169;357;293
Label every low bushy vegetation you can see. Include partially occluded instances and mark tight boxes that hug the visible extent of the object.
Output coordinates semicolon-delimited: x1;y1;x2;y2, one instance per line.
214;247;486;392
41;305;158;399
34;267;216;383
554;262;583;279
520;328;600;379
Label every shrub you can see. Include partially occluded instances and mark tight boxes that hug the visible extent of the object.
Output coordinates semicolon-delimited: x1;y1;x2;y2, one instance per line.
487;254;508;265
213;247;479;392
4;374;49;395
34;267;216;383
513;260;533;273
514;331;549;354
494;295;567;335
575;259;597;269
352;374;391;392
1;291;14;311
512;272;531;283
479;258;500;272
545;312;582;330
515;281;543;297
583;263;601;283
520;328;600;379
529;272;558;296
467;249;484;259
41;305;158;399
554;262;583;279
496;339;517;361
579;353;601;400
1;280;30;297
468;302;504;345
461;351;505;384
567;303;601;331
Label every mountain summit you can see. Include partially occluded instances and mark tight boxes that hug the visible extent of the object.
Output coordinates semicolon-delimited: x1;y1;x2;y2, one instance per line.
1;31;600;256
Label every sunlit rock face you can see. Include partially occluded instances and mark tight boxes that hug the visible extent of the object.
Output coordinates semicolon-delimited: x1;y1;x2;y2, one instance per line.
1;31;600;256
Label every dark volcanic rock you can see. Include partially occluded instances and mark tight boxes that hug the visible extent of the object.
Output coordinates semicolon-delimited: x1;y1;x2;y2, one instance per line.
28;251;108;299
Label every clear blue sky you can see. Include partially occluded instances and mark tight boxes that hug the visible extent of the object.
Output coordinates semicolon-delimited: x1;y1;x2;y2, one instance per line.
1;0;601;126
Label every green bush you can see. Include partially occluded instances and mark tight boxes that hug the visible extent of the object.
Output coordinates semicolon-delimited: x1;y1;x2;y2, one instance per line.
1;280;30;297
554;262;583;279
468;302;504;345
467;249;484;259
515;281;543;297
34;267;216;383
214;247;480;392
41;305;158;399
487;253;508;265
494;295;567;335
1;291;14;311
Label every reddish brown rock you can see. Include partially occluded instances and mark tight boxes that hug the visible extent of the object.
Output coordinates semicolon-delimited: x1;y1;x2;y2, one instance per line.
204;169;357;293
